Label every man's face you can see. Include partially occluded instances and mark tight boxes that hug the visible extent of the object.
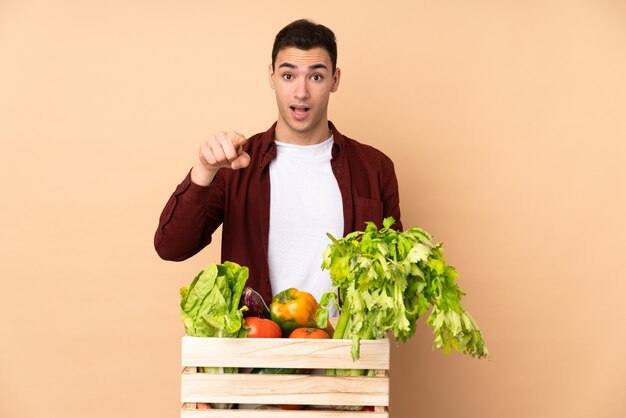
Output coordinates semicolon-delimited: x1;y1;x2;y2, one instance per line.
269;47;340;143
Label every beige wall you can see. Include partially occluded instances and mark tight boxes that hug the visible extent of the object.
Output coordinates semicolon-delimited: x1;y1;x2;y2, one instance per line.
1;1;625;417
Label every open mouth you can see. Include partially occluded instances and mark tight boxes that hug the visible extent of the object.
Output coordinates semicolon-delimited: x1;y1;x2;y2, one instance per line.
290;106;310;120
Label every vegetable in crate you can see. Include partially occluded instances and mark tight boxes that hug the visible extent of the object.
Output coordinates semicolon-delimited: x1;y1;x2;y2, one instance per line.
270;288;334;337
179;261;249;409
239;286;271;318
244;317;282;338
317;217;489;365
289;327;330;339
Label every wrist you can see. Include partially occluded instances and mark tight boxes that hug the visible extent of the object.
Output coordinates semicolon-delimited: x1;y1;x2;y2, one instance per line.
190;163;218;186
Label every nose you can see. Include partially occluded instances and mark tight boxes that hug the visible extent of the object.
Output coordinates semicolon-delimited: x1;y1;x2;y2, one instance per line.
294;78;309;100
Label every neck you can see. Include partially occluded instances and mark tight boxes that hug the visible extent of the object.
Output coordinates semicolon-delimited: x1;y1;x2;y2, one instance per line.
274;118;332;145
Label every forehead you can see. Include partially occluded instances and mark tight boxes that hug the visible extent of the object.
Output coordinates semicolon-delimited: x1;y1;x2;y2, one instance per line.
275;47;332;70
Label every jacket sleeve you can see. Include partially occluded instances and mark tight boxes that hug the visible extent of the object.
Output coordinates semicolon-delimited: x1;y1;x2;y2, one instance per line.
153;170;225;261
380;156;403;231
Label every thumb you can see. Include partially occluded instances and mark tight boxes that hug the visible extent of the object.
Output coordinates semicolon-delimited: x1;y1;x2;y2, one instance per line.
230;151;250;170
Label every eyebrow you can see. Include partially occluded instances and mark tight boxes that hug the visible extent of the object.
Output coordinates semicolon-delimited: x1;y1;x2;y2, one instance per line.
278;62;329;71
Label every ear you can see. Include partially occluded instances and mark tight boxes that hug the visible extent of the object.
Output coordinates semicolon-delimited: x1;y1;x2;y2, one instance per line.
268;63;276;89
330;67;341;93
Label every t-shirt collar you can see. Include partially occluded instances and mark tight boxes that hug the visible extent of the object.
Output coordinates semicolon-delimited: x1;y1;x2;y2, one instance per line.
261;121;345;154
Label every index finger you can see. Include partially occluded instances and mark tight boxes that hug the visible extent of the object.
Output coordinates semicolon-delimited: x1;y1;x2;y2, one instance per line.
226;131;248;148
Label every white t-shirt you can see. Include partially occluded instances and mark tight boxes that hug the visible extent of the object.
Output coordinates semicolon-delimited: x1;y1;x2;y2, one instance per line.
268;136;343;315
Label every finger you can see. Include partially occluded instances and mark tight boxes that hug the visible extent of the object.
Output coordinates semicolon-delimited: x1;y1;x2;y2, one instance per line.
217;135;241;163
226;131;248;148
230;151;250;170
199;140;219;166
208;139;230;166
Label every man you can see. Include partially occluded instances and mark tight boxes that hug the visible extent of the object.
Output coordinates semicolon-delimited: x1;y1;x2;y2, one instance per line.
154;19;402;305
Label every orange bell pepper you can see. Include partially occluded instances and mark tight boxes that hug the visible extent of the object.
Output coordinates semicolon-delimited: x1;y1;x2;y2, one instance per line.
270;288;333;337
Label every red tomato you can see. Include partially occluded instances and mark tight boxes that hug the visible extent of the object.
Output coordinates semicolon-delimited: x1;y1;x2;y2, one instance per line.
244;317;282;338
289;327;330;339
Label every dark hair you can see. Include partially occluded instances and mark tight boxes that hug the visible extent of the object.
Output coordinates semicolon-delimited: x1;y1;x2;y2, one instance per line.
271;19;338;73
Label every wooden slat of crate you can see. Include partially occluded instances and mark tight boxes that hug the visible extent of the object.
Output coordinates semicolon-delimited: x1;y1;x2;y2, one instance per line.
181;372;389;406
181;336;389;370
180;408;389;417
181;336;390;417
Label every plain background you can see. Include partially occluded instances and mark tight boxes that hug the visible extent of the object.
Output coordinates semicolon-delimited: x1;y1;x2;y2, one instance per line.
1;1;625;417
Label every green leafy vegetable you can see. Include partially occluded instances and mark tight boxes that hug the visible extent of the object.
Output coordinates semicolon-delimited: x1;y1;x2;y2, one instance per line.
180;261;249;338
317;217;489;365
180;261;249;409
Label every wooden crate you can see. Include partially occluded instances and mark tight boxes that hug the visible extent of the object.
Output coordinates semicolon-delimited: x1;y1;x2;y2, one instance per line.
180;335;390;417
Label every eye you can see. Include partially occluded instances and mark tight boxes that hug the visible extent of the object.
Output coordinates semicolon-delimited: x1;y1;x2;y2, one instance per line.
311;74;323;81
282;74;293;80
